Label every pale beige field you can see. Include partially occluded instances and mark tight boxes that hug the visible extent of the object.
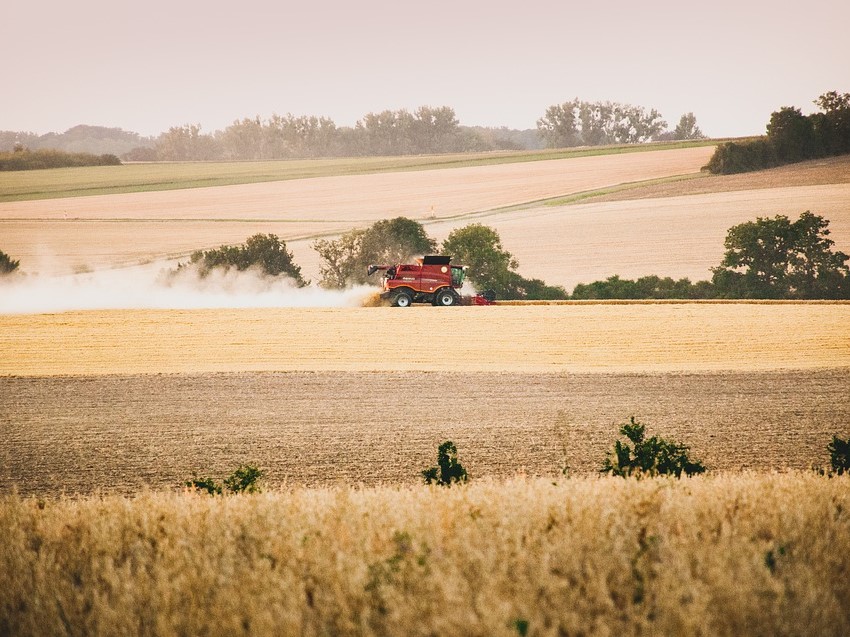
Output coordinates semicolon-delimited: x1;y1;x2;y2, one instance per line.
1;146;715;276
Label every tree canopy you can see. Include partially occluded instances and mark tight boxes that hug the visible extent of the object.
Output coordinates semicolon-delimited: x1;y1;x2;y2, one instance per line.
537;99;668;148
441;224;567;300
186;234;306;285
711;211;849;299
313;217;436;288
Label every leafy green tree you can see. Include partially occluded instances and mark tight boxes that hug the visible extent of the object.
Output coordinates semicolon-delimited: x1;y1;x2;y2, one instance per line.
0;249;20;274
536;100;581;148
712;212;849;299
313;217;436;288
766;107;814;163
537;99;667;148
187;233;306;285
673;112;705;140
441;224;517;290
601;417;706;478
441;224;567;299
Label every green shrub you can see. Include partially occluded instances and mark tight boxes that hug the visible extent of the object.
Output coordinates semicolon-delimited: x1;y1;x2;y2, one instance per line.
186;464;264;494
186;233;306;285
827;435;850;476
422;441;468;486
0;250;20;275
601;417;706;478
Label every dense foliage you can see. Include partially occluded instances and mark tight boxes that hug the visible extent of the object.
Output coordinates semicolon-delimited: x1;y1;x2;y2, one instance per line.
186;464;264;495
313;217;437;288
441;224;568;300
571;275;717;300
0;250;20;275
601;417;706;478
421;441;468;486
0;147;121;171
706;90;850;174
711;211;850;299
186;234;306;285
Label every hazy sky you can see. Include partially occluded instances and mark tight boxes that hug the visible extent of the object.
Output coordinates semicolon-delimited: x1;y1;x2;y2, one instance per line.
4;0;849;138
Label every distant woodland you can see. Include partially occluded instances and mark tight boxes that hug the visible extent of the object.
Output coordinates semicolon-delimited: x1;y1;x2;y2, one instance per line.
0;101;704;163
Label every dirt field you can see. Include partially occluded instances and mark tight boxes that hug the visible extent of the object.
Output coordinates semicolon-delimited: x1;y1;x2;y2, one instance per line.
2;303;848;495
2;369;848;495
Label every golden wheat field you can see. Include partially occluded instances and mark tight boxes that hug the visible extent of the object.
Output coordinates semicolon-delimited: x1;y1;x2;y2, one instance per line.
2;474;849;637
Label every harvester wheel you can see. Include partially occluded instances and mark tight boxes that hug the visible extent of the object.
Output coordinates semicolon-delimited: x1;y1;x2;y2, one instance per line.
392;291;413;307
435;289;458;307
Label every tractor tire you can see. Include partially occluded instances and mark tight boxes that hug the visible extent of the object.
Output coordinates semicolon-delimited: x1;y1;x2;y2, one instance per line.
435;289;458;307
392;291;413;307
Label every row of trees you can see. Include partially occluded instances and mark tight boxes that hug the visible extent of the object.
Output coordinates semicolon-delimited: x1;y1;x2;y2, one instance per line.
536;99;703;147
0;147;121;171
312;218;568;300
4;100;705;163
7;211;846;300
706;91;850;174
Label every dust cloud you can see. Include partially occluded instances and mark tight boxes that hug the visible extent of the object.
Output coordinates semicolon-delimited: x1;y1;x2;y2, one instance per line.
0;265;376;314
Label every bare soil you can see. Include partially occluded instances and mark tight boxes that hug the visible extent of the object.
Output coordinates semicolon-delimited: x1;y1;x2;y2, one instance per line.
2;369;847;496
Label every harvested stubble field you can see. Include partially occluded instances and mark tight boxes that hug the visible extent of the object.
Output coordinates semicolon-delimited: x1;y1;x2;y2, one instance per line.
1;304;848;495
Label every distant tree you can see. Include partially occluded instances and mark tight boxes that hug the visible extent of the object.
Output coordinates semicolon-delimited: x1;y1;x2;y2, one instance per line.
313;217;436;288
538;99;667;147
441;224;518;292
673;113;705;140
187;234;306;285
712;212;850;299
571;275;717;300
155;124;220;161
441;223;567;300
0;250;20;275
537;100;581;148
766;107;814;163
313;229;367;289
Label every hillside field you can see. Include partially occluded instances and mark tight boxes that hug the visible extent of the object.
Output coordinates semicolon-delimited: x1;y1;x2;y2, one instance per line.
2;145;850;636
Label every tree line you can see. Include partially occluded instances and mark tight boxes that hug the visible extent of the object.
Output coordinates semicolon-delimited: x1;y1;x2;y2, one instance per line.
4;210;847;299
2;99;706;163
706;91;850;174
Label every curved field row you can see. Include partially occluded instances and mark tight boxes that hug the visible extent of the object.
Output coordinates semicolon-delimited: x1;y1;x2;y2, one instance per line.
2;304;848;376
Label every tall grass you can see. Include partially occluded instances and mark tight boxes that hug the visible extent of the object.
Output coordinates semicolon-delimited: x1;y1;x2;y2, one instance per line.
1;473;847;636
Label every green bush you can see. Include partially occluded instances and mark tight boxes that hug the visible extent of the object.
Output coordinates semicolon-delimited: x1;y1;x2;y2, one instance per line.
601;417;706;478
827;435;850;476
0;148;121;171
186;464;264;494
0;250;20;275
186;233;306;285
422;441;468;486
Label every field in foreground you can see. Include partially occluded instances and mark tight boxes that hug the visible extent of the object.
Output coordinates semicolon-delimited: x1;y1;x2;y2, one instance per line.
2;474;848;637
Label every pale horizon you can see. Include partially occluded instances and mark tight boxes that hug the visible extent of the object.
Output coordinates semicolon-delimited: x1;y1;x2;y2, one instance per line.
4;0;849;139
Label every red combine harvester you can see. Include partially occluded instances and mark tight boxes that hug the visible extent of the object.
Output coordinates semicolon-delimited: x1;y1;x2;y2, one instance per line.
367;255;496;307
